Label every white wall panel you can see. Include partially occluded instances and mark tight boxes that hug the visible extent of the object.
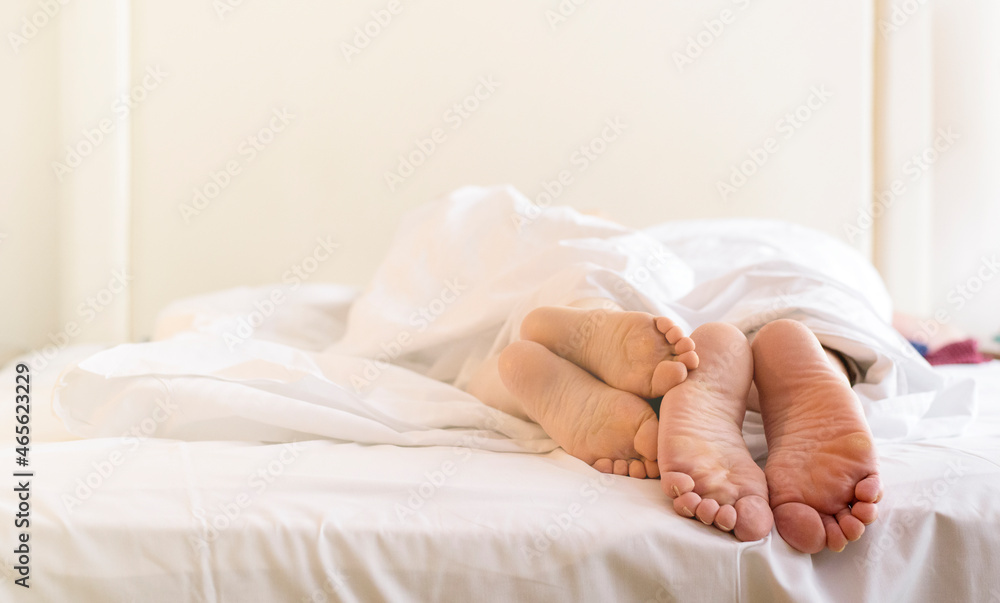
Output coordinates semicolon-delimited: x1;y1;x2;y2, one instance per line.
928;0;1000;348
55;0;132;344
873;0;934;316
127;0;874;339
0;0;61;364
6;1;996;358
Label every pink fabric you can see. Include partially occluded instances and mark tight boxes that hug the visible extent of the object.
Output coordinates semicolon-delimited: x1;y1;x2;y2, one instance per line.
924;338;992;366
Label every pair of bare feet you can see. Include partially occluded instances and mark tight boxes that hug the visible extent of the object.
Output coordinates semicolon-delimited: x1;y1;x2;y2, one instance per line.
487;306;882;554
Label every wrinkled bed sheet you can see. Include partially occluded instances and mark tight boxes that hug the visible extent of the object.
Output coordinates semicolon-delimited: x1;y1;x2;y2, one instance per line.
1;186;996;601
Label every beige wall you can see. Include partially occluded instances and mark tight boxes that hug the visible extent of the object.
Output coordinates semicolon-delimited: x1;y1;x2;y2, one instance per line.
928;1;1000;348
126;0;873;340
0;0;60;365
873;0;1000;347
10;1;996;361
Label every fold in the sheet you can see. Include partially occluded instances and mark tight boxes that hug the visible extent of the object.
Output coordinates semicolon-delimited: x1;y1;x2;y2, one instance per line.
53;333;556;452
53;185;977;444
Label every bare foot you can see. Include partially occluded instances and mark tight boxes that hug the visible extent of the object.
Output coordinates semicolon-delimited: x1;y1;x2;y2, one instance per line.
752;319;882;554
520;306;699;398
498;340;660;478
658;322;773;541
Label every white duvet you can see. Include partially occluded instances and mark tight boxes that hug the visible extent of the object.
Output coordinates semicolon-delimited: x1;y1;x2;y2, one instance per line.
6;185;1000;602
55;185;976;448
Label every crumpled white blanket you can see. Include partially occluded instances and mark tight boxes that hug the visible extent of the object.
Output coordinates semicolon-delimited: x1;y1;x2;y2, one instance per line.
53;185;976;448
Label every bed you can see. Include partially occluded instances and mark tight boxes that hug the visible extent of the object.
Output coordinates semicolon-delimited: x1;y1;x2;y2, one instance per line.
10;391;999;602
3;233;1000;602
4;1;998;600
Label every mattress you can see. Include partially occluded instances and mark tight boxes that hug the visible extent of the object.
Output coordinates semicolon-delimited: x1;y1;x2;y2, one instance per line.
3;196;999;601
2;290;999;602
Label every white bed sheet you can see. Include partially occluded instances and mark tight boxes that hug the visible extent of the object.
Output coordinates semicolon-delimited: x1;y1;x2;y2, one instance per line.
1;356;999;602
3;189;1000;601
48;188;979;456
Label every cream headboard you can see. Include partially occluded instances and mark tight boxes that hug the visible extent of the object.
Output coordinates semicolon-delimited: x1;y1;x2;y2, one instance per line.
2;0;874;354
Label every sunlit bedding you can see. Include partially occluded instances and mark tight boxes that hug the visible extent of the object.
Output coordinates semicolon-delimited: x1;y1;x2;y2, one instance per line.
3;195;999;601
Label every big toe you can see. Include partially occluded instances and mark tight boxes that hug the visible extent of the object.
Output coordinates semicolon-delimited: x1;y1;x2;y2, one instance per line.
651;361;687;397
661;471;696;499
773;502;826;554
855;474;883;503
633;413;658;462
733;495;773;542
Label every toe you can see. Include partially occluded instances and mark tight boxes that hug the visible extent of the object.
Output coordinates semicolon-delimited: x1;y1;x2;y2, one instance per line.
674;492;701;518
773;501;825;553
655;317;676;336
733;495;773;542
850;501;878;525
593;459;613;474
715;504;737;532
664;324;686;345
675;350;699;370
695;498;721;526
633;414;659;461
651;361;687;396
661;471;695;499
644;460;660;479
855;474;883;503
613;459;629;476
837;509;865;541
823;514;848;552
628;459;647;479
674;336;696;355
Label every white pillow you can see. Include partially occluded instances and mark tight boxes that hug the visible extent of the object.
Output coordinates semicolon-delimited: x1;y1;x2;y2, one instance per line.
152;283;359;351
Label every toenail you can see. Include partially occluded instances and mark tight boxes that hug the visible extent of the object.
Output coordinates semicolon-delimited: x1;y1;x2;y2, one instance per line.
717;523;733;532
681;507;692;516
671;485;681;498
700;519;712;525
